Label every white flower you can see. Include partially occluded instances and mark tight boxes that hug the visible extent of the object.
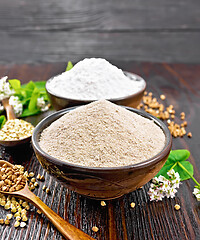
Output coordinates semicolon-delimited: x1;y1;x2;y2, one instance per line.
196;194;200;201
151;177;159;185
166;188;177;198
167;169;181;189
171;178;180;188
148;170;180;201
167;169;175;177
193;188;199;195
174;172;180;180
148;188;164;201
37;96;49;112
162;180;171;191
157;175;167;182
150;183;155;189
193;187;200;201
0;76;15;100
9;96;23;117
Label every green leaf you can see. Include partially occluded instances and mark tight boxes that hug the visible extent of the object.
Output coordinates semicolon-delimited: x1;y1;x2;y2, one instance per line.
20;108;41;117
9;79;21;90
0;115;6;129
34;81;46;90
28;87;39;111
9;79;23;96
22;81;49;100
21;81;35;89
66;61;73;71
20;81;35;100
177;161;193;181
156;149;193;181
170;149;190;162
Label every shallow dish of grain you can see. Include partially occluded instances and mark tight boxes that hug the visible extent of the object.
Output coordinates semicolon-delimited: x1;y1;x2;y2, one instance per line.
46;58;146;110
32;101;172;200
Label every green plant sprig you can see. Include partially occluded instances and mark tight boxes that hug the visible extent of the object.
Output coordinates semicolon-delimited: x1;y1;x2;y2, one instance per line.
8;80;49;117
65;61;73;71
156;149;200;187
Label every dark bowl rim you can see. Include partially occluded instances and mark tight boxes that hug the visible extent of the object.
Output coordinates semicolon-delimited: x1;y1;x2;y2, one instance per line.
45;71;147;103
32;105;172;172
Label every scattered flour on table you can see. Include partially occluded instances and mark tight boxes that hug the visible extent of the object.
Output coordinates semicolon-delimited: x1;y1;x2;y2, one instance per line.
39;100;165;168
46;58;145;100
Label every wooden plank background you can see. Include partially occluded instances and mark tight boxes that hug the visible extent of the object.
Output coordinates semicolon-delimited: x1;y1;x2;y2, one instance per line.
0;0;200;64
0;0;199;239
0;62;199;240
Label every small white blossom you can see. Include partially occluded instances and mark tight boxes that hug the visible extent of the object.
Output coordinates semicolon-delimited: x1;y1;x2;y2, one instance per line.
152;177;159;184
171;178;180;188
167;169;176;177
162;180;171;192
9;96;23;117
148;188;164;201
166;188;177;198
174;172;181;180
148;170;181;201
37;97;49;112
157;175;166;182
0;76;15;100
193;187;200;201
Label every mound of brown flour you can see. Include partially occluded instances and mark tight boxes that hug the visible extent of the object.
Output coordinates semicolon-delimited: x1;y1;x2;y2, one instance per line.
39;100;165;167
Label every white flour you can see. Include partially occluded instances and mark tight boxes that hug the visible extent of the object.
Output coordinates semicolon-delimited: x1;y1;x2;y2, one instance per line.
46;58;145;100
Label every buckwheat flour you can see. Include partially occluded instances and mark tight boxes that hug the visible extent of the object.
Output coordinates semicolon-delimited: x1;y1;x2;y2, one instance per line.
39;100;165;167
46;58;145;100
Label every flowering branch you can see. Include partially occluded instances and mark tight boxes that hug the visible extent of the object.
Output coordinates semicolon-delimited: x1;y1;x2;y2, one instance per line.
0;76;50;118
151;150;200;202
148;169;180;201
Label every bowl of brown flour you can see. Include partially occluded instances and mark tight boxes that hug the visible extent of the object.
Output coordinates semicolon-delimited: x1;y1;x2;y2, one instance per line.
32;100;172;200
46;58;146;110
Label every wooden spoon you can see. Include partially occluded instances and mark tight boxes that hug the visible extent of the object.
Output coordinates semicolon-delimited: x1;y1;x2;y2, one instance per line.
0;160;95;240
0;98;32;147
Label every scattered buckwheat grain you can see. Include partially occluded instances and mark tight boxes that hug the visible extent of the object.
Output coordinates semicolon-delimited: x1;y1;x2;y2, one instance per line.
187;132;192;138
130;202;136;208
92;226;99;232
100;201;106;207
174;204;180;210
160;94;166;100
20;222;26;227
14;221;20;228
138;91;191;138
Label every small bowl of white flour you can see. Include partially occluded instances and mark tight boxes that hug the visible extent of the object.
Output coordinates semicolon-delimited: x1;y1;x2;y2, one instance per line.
46;58;146;110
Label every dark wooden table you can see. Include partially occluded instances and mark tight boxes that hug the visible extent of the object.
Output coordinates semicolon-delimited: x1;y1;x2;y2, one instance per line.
1;0;200;64
0;61;199;240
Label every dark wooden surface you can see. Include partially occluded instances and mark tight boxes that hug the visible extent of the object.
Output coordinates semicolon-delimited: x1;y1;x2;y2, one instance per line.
0;61;199;240
1;0;200;64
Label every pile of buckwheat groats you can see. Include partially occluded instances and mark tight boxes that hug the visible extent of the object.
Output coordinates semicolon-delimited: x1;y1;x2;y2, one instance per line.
137;91;192;138
0;119;34;141
0;162;50;228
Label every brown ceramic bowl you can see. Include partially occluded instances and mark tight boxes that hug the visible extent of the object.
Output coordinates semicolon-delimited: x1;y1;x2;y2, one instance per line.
45;71;146;110
32;106;172;200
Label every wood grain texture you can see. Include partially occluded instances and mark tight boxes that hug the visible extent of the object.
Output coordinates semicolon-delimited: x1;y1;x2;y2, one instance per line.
0;62;199;240
0;0;200;64
0;0;200;31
